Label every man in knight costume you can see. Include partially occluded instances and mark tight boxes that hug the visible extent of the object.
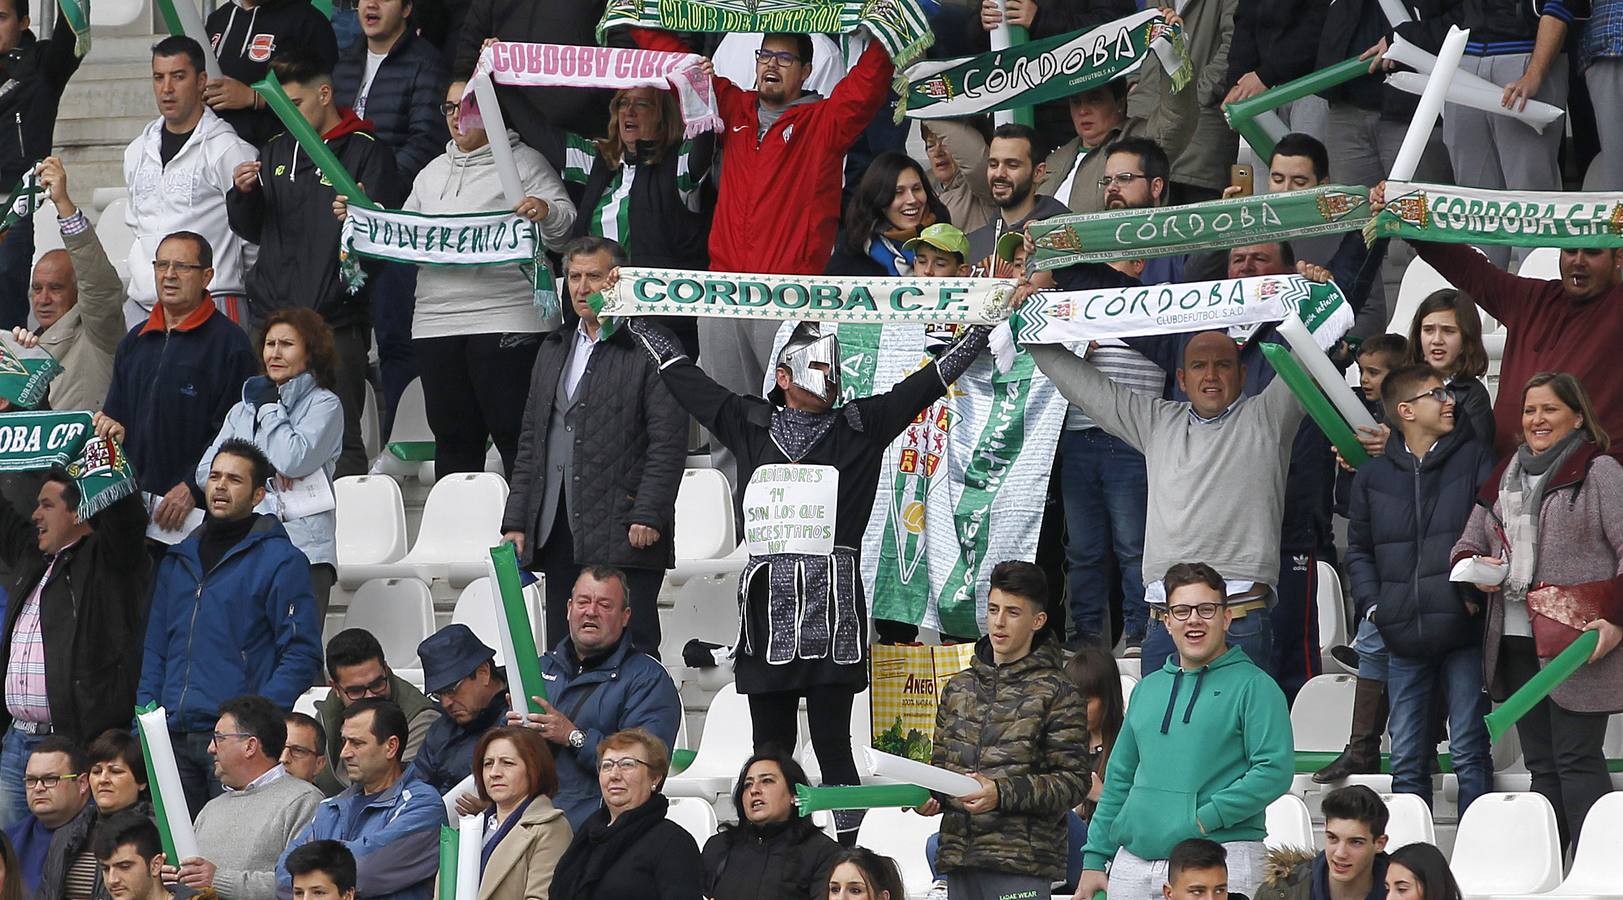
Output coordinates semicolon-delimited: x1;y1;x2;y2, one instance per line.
625;314;988;839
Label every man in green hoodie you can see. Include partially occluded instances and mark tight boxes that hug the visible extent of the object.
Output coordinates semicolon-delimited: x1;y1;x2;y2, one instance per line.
922;560;1092;900
1074;561;1293;900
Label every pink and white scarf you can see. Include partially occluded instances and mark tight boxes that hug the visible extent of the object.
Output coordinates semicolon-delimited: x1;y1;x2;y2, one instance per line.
462;42;722;139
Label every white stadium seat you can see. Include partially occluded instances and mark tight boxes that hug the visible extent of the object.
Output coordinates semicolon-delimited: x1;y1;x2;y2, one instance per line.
1120;674;1138;713
1292;675;1359;753
94;198;137;280
1536;792;1623;899
666;797;720;845
342;577;436;671
344;473;509;587
1378;792;1436;850
673;468;737;569
855;807;940;899
293;686;329;717
1516;247;1560;282
334;475;408;589
451;576;548;666
1265;794;1315;851
666;683;760;801
1453;792;1562;898
1316;561;1347;663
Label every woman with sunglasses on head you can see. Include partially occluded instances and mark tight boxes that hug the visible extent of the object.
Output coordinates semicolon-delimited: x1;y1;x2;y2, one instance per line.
1453;372;1623;852
550;728;702;900
332;81;576;482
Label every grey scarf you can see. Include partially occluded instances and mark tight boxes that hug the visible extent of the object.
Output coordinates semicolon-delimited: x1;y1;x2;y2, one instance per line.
1500;430;1585;602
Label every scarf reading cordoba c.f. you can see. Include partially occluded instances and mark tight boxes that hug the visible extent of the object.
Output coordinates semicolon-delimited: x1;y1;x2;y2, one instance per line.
463;43;722;139
1372;182;1623;249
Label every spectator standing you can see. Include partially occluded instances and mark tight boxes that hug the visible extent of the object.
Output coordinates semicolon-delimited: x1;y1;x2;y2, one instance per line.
278;700;445;900
1589;0;1623;189
196;307;344;624
1222;0;1329;138
281;714;327;788
512;566;682;830
1129;0;1235;203
137;440;322;814
1453;373;1623;851
557;87;713;356
0;0;83;331
548;728;702;900
977;0;1138;149
4;738;90;894
921;561;1091;900
1401;290;1494;443
204;0;339;147
825;152;951;276
1348;365;1495;814
382;83;572;478
1074;563;1293;900
1254;785;1391;900
332;0;448;421
29;157;126;411
174;696;324;900
701;752;839;900
966;124;1068;270
501;238;683;656
96;232;257;537
0;479;148;829
314;630;439;796
471;727;570;900
124;37;258;328
408;626;508;796
227;53;403;477
36;731;151;900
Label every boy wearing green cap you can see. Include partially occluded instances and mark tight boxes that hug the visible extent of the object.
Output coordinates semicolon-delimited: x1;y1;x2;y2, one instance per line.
903;223;970;278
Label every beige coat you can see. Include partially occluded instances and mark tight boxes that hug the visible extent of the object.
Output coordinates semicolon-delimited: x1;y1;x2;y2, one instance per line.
1127;0;1239;191
477;796;573;900
45;225;127;412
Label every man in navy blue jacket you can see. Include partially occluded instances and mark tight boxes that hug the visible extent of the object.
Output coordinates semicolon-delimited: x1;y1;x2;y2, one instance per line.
138;439;322;815
95;231;256;537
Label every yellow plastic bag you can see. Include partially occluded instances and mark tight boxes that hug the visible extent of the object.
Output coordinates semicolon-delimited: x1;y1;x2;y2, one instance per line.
869;643;976;762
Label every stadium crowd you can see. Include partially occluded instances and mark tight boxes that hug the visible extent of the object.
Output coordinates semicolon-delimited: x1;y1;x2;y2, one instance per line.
0;0;1615;896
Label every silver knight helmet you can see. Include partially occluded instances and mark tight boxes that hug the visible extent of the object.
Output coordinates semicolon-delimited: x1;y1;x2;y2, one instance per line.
778;322;841;403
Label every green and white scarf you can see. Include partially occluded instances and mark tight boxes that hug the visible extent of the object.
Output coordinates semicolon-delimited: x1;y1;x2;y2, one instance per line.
0;411;137;518
596;0;935;72
340;205;559;319
899;9;1189;120
0;167;44;239
1372;182;1623;249
590;267;1019;324
55;0;90;57
1028;185;1372;271
0;332;61;409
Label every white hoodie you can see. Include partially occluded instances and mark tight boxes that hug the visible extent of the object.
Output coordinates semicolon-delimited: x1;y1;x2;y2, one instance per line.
404;130;575;340
122;107;257;318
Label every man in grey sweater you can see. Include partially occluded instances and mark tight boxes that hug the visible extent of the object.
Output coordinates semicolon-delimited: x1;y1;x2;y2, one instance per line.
166;696;323;900
1027;330;1305;674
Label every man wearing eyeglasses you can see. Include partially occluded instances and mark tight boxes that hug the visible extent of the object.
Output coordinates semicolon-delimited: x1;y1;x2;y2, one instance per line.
510;565;680;831
405;625;509;796
281;714;327;786
1075;562;1291;900
4;737;91;894
94;229;256;537
311;629;439;796
175;696;324;900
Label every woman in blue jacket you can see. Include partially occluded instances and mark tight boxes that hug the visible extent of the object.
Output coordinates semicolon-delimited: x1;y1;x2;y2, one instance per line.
197;307;344;621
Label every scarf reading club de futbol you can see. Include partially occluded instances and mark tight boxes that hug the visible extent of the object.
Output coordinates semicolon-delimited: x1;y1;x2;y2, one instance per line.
1028;185;1372;270
339;205;560;319
0;412;136;518
466;43;721;139
589;267;1020;324
898;8;1190;119
1372;182;1623;248
596;0;935;75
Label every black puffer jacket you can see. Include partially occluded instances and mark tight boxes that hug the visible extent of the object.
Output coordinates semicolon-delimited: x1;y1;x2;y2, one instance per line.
206;0;339;146
701;819;840;900
502;327;687;571
332;31;448;182
1347;426;1496;657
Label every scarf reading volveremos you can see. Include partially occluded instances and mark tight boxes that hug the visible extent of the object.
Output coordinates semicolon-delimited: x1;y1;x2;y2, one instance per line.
1373;182;1623;249
465;43;721;140
596;0;934;72
1029;185;1372;271
340;205;559;319
0;412;137;518
899;9;1189;120
0;332;61;409
590;267;1019;324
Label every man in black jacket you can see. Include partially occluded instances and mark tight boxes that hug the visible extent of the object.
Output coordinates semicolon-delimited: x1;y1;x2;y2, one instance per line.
500;236;686;657
226;52;403;476
0;480;148;829
1346;364;1495;816
1222;0;1328;136
204;0;339;147
0;0;83;331
332;0;447;429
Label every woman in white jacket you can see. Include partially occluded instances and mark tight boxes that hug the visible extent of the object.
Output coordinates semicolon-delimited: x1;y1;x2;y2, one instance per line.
197;306;344;622
339;81;576;480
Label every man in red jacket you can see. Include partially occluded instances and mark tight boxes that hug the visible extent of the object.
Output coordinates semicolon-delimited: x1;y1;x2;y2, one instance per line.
1371;182;1623;460
631;27;895;494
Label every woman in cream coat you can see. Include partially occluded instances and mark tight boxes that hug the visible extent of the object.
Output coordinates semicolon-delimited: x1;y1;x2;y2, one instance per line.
475;726;572;900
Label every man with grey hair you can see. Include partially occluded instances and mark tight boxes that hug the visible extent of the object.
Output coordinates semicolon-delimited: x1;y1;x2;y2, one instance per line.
500;236;686;658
